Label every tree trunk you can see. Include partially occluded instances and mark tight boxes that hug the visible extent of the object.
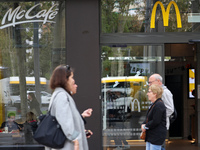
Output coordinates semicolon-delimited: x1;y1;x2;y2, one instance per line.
116;3;130;76
14;3;27;121
8;28;17;76
52;1;65;70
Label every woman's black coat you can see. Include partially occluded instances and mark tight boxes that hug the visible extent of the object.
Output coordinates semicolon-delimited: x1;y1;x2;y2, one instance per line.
143;98;167;145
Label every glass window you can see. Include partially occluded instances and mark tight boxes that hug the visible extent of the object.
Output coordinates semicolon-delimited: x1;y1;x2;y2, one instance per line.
101;45;164;148
101;0;200;33
0;1;65;146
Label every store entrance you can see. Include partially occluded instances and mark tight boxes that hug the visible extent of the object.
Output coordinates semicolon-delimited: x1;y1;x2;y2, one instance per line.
101;45;165;149
165;75;183;138
101;43;196;149
164;43;195;139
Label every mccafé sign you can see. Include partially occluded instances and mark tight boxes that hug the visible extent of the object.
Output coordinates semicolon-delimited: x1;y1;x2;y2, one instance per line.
150;1;182;28
0;3;59;29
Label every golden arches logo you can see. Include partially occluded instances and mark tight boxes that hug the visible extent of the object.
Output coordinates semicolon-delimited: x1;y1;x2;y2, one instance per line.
150;1;182;28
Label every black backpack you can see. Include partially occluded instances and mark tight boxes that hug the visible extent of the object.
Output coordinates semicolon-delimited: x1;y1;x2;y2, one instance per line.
169;107;177;124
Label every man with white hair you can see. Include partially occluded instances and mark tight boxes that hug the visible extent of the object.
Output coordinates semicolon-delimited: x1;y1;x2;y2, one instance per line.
148;73;174;150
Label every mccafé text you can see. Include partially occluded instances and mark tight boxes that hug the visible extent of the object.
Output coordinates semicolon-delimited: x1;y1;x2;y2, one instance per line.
0;3;59;29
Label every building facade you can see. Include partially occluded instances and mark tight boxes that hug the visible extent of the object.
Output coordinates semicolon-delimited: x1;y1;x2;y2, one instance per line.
0;0;199;149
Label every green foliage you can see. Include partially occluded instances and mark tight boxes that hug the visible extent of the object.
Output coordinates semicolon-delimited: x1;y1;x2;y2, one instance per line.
102;0;196;33
0;1;63;80
101;0;144;33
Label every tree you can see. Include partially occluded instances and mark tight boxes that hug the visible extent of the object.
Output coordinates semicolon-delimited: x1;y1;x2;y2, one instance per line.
12;2;27;121
0;1;63;120
101;0;142;77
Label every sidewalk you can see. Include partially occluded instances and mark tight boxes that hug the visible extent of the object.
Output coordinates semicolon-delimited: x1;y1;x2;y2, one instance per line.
166;139;200;150
105;139;200;150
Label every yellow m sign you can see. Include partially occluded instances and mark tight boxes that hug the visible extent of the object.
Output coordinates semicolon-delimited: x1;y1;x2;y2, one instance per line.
150;1;182;28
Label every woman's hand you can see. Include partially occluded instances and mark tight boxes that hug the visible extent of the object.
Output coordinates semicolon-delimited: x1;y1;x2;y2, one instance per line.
82;108;93;118
141;124;146;132
85;130;93;138
73;140;79;150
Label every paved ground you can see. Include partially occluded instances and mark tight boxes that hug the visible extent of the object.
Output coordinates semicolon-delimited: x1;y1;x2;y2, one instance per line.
166;139;200;150
104;139;200;150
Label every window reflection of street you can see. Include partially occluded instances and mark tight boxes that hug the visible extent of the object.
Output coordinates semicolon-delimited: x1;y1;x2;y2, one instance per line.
102;76;149;148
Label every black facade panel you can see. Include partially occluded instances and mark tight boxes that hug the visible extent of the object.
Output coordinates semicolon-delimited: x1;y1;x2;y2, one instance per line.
66;0;101;149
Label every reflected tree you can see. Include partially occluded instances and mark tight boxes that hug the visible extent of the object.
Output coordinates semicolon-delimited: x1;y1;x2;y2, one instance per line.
0;2;63;120
101;0;137;77
13;3;28;121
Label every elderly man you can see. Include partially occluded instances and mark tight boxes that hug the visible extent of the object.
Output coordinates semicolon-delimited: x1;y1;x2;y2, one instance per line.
148;74;174;150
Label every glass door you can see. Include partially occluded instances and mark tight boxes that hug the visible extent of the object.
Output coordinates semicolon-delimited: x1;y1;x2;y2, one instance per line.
101;45;164;149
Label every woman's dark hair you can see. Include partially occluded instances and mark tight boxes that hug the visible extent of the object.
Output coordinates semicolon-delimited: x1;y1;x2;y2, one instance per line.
26;112;37;122
28;92;36;100
49;65;73;92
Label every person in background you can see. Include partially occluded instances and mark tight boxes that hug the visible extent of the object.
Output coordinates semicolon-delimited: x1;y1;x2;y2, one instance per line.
27;92;43;117
148;73;174;150
45;65;90;150
1;112;21;133
24;112;38;134
23;112;38;144
141;84;166;150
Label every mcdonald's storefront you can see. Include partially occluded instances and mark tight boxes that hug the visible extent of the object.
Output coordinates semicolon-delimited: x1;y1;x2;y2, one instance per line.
100;0;200;149
0;0;200;149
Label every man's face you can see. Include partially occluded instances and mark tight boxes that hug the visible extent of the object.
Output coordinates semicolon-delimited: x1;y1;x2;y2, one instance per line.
148;76;160;86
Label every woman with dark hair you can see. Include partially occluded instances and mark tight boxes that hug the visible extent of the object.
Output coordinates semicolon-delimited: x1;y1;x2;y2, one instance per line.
45;65;89;150
27;92;43;117
25;112;38;134
23;112;38;144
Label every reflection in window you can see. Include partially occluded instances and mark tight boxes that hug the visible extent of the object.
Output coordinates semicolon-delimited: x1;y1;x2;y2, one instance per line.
0;1;65;146
101;45;164;148
101;0;200;33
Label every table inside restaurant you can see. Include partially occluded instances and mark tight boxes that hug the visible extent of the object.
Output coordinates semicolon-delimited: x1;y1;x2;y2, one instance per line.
0;132;44;150
0;132;25;145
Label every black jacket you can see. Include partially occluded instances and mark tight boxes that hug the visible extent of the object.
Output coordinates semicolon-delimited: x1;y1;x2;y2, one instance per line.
143;98;167;145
